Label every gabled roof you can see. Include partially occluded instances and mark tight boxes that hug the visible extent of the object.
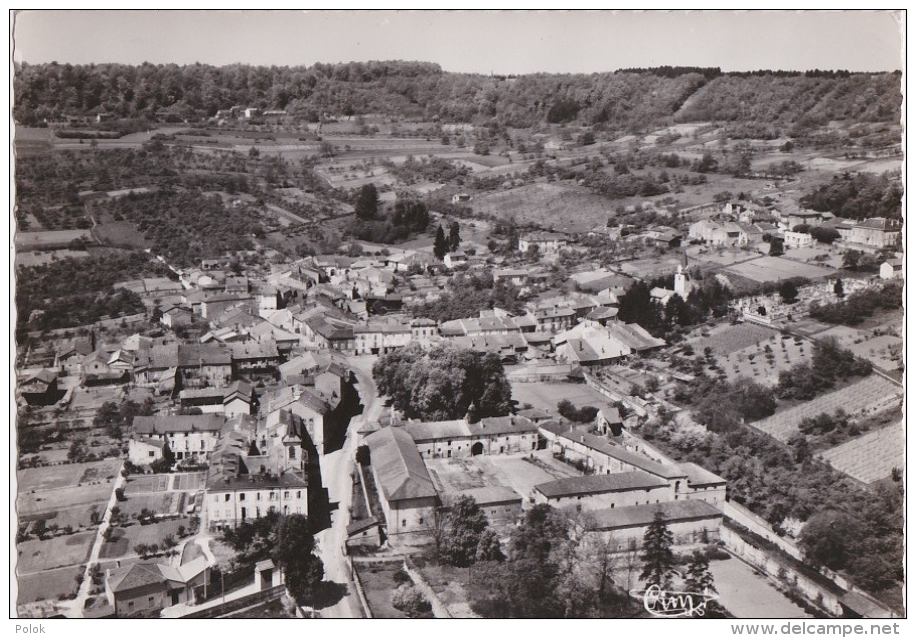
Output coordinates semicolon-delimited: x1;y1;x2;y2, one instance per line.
107;563;164;593
535;471;668;498
404;420;470;443
679;462;727;487
365;427;437;502
133;414;225;435
557;431;687;480
589;500;722;531
458;486;521;506
468;415;538;437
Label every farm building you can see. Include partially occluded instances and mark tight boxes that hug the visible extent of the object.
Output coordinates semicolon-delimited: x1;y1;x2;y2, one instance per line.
533;471;671;511
586;500;724;551
105;558;208;617
518;231;568;254
880;259;903;280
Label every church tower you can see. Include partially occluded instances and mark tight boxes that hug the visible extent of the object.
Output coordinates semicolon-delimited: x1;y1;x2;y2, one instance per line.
674;252;692;299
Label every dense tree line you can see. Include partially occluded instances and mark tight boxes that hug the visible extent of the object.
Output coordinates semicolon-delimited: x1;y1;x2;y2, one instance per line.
15;61;899;131
409;271;526;323
808;282;902;326
349;188;430;243
373;344;512;421
469;505;641;618
642;415;903;592
617;276;732;340
15;252;160;335
101;188;260;266
676;72;900;125
776;337;872;401
800;171;903;221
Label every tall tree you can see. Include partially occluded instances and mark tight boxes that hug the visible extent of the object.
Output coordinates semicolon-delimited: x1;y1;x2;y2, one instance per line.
273;514;325;606
684;550;718;595
448;221;461;252
640;510;676;590
443;495;490;567
355;183;379;220
434;225;448;260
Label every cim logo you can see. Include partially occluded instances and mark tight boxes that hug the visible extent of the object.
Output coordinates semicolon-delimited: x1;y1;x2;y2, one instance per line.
630;584;719;618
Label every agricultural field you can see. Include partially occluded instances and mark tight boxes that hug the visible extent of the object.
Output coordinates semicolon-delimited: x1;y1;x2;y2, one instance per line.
751;375;903;442
17;531;96;574
119;491;186;519
472;181;615;233
99;518;190;560
15;250;92;267
617;254;686;280
17;566;84;605
510;381;612;414
818;424;904;484
724;256;835;283
686;321;780;357
17;459;119;530
15;229;93;251
717;335;814;386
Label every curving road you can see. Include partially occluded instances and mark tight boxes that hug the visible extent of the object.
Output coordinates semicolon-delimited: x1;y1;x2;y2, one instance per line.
312;356;382;618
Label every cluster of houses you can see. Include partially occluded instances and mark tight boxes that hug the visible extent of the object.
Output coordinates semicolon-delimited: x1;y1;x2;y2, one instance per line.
357;405;726;551
687;203;901;251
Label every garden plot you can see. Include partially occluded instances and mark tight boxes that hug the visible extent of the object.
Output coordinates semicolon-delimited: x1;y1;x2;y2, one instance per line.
688;322;779;357
818;424;904;484
16;531;96;574
123;474;170;494
119;491;185;519
718;336;813;386
752;375;903;442
17;566;84;606
17;459;119;529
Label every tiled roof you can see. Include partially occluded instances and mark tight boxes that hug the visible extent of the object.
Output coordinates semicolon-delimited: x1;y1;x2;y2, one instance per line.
365;427;437;501
133;414;225;435
535;471;668;498
589;499;722;531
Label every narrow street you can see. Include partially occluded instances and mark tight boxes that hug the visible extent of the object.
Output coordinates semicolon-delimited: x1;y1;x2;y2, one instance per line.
312;357;382;618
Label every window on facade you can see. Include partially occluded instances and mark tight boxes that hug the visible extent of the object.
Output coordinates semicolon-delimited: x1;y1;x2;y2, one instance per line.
149;451;155;457
284;491;290;499
402;519;407;527
201;441;205;450
297;491;301;498
149;596;154;603
224;494;230;501
270;493;276;500
289;446;296;459
240;493;245;501
418;517;424;525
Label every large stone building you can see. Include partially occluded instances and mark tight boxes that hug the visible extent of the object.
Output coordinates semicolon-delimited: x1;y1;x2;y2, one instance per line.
364;426;439;536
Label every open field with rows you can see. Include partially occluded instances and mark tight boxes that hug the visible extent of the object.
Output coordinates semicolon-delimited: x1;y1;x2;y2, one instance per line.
472;181;614;233
687;321;780;357
817;424;904;484
718;336;814;386
751;375;903;442
724;256;835;283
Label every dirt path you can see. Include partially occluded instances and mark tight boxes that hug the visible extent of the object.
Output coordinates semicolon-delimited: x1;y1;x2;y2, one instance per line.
60;462;125;617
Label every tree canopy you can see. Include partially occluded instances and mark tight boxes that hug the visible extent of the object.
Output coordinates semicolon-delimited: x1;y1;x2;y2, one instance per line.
372;344;512;420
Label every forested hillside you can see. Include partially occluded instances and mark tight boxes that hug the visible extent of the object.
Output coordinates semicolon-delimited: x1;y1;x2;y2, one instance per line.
13;61;901;132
